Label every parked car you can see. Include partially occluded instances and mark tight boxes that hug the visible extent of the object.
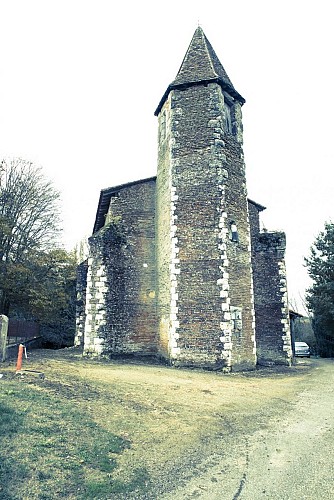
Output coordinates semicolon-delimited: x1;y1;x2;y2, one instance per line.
294;341;310;358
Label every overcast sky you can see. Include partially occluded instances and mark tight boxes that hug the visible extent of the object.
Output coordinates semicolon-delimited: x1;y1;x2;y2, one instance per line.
1;0;333;312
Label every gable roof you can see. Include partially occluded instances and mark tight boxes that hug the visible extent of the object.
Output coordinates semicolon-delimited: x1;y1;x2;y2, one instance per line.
248;199;266;212
93;176;156;234
155;27;245;115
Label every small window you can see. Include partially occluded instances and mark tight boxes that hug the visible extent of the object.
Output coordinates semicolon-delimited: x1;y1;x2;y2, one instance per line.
230;221;239;243
231;307;242;338
224;102;232;133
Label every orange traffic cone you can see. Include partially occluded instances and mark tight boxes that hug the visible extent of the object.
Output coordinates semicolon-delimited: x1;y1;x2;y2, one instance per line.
16;344;24;372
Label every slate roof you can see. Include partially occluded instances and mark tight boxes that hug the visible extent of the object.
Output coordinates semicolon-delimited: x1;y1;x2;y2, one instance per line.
155;27;245;115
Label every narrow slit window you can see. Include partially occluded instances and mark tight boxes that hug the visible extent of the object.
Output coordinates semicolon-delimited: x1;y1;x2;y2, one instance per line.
224;102;232;133
230;221;239;243
231;307;242;338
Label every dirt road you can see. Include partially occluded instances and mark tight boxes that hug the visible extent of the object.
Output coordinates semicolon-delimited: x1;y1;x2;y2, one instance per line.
162;358;334;500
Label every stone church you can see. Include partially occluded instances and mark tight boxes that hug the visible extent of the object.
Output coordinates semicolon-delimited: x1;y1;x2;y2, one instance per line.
75;27;293;371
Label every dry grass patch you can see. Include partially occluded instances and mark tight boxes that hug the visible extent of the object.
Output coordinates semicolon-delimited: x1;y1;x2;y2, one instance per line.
0;349;310;499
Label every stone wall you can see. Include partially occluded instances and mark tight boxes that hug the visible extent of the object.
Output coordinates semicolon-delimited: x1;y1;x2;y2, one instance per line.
82;237;108;356
75;260;88;348
249;202;292;365
156;82;256;370
222;124;256;370
156;94;174;358
83;179;157;357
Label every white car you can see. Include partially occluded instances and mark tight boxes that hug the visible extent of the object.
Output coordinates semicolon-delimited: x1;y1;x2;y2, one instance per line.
294;341;310;358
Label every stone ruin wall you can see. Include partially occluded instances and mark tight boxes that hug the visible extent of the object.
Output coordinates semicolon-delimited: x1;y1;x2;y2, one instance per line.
248;202;292;365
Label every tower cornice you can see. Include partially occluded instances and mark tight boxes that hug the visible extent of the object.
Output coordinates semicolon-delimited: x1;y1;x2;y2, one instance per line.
154;77;245;116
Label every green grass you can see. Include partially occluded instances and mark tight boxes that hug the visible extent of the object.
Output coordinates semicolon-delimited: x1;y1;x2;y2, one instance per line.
0;378;148;499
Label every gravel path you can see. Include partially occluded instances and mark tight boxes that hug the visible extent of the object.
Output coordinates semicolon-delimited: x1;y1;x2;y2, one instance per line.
159;358;334;500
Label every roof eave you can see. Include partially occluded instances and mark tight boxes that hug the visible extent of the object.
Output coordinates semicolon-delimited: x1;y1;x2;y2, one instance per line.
248;198;267;212
154;77;245;116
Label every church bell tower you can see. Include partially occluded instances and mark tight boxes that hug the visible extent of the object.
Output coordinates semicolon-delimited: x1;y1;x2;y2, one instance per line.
155;27;256;370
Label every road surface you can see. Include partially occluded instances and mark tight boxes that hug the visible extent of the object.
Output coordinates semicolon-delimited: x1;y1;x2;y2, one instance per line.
162;358;334;500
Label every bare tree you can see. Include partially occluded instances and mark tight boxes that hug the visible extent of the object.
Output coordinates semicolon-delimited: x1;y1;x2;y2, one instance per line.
0;158;62;313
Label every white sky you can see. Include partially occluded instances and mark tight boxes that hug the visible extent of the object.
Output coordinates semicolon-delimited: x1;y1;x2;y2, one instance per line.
1;0;333;313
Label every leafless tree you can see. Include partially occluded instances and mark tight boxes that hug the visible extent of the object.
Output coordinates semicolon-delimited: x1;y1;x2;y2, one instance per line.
0;158;62;313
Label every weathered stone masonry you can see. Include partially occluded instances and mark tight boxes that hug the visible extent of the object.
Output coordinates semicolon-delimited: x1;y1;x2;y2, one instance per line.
249;201;292;365
75;260;88;348
155;80;256;370
75;27;292;369
78;179;157;356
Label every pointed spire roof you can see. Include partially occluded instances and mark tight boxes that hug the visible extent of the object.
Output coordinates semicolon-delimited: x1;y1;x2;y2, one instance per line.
155;27;245;115
172;27;235;88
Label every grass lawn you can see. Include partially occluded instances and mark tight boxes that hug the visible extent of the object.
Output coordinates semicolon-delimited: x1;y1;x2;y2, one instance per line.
0;348;308;499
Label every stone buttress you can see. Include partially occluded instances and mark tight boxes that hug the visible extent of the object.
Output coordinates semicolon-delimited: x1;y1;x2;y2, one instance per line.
248;201;292;365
